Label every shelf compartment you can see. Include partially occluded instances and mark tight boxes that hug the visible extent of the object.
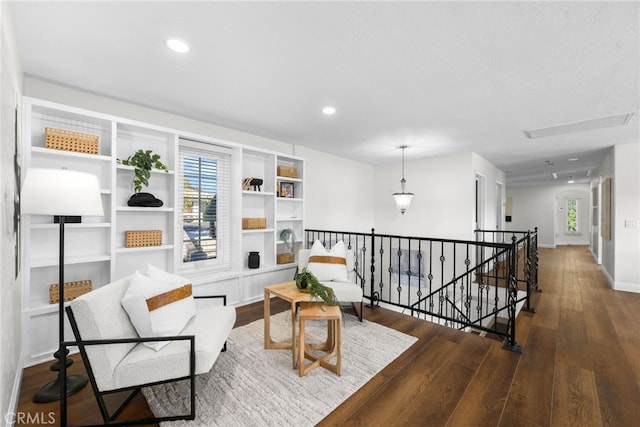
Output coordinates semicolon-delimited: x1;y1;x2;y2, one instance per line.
31;106;113;156
241;228;274;234
31;222;111;229
31;254;111;268
116;164;175;175
116;244;174;253
116;207;174;212
242;190;275;196
31;146;111;162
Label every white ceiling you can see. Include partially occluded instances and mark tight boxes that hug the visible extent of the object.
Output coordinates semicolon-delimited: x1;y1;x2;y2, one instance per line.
9;1;639;186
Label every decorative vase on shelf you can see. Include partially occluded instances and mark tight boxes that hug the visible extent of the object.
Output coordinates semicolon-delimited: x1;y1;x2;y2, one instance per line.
248;251;260;269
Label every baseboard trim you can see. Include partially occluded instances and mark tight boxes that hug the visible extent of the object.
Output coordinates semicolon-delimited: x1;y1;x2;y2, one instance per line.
613;281;640;294
600;266;639;293
6;351;25;427
538;243;556;249
601;265;615;289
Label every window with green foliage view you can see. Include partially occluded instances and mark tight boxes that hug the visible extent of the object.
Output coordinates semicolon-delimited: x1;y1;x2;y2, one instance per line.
567;199;579;233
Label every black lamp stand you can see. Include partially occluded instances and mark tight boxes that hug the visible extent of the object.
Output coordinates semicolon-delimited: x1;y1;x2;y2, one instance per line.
33;216;88;409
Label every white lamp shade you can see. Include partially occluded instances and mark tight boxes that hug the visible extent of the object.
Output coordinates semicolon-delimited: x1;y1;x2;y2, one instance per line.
21;168;104;216
393;192;414;214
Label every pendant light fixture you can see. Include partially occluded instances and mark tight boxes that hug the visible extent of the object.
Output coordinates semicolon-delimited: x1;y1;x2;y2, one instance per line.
392;145;414;214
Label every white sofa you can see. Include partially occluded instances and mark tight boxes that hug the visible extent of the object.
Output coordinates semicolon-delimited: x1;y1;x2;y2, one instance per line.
65;275;236;424
298;248;364;321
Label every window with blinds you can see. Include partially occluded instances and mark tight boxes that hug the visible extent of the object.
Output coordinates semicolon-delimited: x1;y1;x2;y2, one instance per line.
178;139;231;271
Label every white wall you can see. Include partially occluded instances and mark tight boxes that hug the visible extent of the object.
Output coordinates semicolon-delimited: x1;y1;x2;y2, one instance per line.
506;183;590;248
554;188;591;246
611;143;640;292
24;77;292;155
374;152;476;240
0;1;23;421
294;145;374;233
472;152;506;232
589;177;602;264
598;148;616;282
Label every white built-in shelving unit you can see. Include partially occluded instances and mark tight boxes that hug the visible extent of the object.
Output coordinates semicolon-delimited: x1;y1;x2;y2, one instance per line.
21;97;304;365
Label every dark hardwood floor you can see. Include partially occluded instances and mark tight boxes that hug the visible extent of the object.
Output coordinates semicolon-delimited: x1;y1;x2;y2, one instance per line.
17;245;640;426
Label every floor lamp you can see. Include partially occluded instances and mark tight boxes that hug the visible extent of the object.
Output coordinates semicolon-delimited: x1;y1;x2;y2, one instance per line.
21;168;104;410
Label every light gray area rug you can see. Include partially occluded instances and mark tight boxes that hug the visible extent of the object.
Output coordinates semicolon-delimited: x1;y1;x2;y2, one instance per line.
143;311;417;426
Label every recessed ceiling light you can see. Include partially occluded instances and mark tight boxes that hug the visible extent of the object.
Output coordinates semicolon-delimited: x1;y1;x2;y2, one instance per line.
551;172;558;179
166;39;190;53
568;180;575;184
524;112;635;139
568;158;579;161
322;106;336;115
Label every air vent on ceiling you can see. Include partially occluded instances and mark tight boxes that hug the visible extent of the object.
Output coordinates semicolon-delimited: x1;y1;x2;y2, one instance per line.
524;112;635;139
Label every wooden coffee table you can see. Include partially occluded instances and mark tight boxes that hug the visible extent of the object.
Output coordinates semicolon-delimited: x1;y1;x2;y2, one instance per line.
264;281;312;368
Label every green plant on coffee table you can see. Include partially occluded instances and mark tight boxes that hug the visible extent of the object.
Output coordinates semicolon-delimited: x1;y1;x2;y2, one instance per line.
295;268;339;307
119;149;169;193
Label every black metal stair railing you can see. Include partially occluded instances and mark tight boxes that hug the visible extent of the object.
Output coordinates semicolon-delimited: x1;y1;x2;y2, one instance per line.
304;228;538;353
474;228;540;312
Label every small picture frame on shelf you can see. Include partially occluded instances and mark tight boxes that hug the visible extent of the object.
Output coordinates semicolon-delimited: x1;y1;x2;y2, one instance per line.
279;181;294;198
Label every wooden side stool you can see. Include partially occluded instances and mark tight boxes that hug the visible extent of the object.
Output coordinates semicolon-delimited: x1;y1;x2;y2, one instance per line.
298;302;342;377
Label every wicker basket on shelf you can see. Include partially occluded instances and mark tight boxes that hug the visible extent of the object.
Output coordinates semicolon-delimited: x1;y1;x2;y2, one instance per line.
49;280;92;304
45;127;99;155
277;165;298;178
277;253;295;264
242;218;267;230
125;230;163;248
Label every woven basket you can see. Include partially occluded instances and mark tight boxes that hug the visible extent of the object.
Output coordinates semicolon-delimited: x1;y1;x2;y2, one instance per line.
277;253;295;264
49;280;92;304
242;218;267;230
125;230;162;248
277;165;298;178
45;128;99;155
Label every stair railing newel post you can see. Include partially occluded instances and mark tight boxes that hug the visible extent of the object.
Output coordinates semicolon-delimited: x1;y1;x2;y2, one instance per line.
534;227;541;293
367;228;378;309
503;235;523;353
524;230;533;313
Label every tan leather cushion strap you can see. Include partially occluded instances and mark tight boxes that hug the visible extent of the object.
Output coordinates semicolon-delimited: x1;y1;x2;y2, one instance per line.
309;255;346;265
146;284;192;311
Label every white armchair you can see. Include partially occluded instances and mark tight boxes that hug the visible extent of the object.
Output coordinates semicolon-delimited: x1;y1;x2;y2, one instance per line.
63;275;236;425
298;248;364;321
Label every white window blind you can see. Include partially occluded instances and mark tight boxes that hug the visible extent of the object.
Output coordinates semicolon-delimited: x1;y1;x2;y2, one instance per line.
178;139;231;272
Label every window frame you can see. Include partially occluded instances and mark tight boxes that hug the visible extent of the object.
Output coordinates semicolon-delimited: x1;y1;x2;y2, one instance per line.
176;139;232;274
565;197;581;234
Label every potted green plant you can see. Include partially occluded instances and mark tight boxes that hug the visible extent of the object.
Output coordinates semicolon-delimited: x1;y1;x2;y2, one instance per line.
295;268;340;307
119;149;169;193
279;228;297;254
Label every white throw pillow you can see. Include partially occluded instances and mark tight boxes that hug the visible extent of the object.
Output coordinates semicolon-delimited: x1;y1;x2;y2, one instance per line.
306;240;349;282
121;269;196;351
